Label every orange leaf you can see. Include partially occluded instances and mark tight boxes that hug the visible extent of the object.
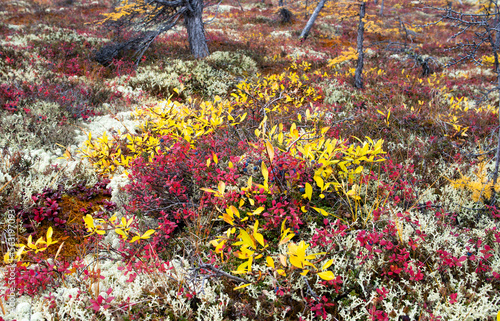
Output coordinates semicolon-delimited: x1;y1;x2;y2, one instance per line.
265;140;275;163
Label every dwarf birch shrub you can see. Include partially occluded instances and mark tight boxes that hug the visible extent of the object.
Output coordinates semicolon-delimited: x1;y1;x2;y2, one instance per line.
4;1;500;318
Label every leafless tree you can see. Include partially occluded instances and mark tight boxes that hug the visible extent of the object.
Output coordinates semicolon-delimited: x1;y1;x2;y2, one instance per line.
354;1;366;89
95;0;215;66
299;0;328;40
430;1;500;196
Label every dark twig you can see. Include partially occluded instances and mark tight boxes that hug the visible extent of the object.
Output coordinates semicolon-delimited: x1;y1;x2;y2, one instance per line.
302;275;320;300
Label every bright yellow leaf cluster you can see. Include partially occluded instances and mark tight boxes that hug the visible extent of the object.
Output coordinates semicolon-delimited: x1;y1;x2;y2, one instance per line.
287;60;312;72
288;241;322;269
79;95;246;175
5;227;58;265
231;71;320;121
98;0;155;24
83;213;155;243
261;117;385;190
210;212;336;282
448;158;500;202
209;203;268;272
328;47;358;68
254;111;385;224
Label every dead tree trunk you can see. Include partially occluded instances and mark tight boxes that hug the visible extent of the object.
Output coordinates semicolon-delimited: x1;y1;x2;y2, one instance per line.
379;0;384;16
184;0;209;59
491;16;500;189
354;1;365;89
434;1;500;207
493;73;500;189
299;0;327;40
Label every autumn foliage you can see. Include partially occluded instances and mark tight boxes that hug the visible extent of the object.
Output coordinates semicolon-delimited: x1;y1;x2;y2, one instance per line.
1;0;500;320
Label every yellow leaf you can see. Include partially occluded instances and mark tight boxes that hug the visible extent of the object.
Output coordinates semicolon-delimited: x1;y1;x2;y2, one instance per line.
218;181;226;194
46;227;53;241
290;255;303;269
84;214;95;229
270;125;277;136
314;176;324;190
253;220;259;234
213;153;218;164
226;206;234;217
214;239;226;253
254;232;265;247
4;252;12;264
265;140;275;163
346;185;361;200
279;232;295;245
115;229;128;239
252;207;265;215
261;162;269;182
317;271;335;281
305;183;312;201
221;213;234;225
233;283;251;290
312;207;329;216
300;269;309;276
322;259;333;270
281;219;288;234
239;229;255;249
234;260;249;274
266;256;275;269
230;205;240;218
141;229;155;239
276;269;286;276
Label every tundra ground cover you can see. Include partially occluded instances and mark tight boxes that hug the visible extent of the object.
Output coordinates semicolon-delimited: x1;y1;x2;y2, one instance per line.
0;0;499;320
